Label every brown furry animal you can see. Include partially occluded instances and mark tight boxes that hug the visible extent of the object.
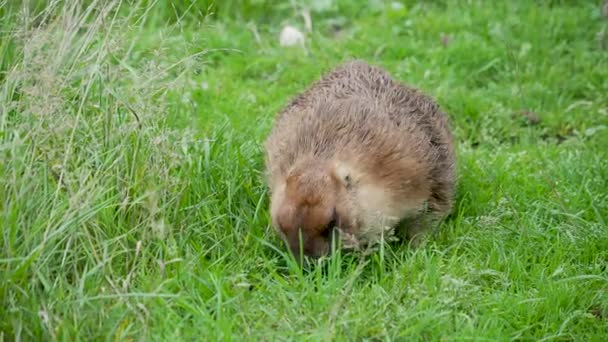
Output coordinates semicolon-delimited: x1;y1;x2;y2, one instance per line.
264;60;456;259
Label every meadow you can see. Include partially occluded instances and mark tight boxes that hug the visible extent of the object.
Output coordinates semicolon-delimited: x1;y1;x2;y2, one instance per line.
1;0;607;340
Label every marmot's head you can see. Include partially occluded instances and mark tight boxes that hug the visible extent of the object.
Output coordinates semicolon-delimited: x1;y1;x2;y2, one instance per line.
269;158;357;260
269;154;430;261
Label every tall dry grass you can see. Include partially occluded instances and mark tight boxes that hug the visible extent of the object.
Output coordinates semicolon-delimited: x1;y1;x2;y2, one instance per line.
0;1;224;338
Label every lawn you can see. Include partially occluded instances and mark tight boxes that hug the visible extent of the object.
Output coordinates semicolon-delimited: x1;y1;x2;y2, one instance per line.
1;0;607;340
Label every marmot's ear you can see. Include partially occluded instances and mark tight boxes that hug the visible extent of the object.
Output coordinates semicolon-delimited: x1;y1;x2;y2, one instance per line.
332;162;356;190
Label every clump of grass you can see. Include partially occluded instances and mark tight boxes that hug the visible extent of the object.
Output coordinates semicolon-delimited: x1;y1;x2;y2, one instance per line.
0;1;243;339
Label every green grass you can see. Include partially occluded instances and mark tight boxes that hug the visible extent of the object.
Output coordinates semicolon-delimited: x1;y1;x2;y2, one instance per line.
1;0;607;340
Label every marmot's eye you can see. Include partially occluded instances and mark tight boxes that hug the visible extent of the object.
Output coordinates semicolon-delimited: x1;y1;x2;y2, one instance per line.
343;174;352;190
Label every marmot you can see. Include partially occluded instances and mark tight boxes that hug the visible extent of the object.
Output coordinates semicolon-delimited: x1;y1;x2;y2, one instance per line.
264;60;456;259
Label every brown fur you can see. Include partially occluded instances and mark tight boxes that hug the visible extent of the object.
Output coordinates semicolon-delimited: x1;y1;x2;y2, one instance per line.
264;60;456;259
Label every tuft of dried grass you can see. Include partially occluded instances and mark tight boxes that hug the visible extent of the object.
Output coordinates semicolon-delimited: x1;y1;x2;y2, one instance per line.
0;0;212;305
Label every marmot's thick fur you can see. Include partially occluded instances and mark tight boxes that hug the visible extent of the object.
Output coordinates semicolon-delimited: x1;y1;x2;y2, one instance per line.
264;60;456;259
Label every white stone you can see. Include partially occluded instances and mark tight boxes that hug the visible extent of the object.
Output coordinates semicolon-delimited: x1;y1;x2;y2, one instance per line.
279;25;305;47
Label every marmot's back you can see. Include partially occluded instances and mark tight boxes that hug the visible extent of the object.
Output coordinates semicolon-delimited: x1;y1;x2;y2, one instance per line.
264;60;456;258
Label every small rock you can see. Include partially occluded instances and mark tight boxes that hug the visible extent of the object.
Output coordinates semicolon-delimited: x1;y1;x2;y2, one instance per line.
512;110;540;126
279;25;305;47
440;33;452;47
522;110;541;125
584;125;606;137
